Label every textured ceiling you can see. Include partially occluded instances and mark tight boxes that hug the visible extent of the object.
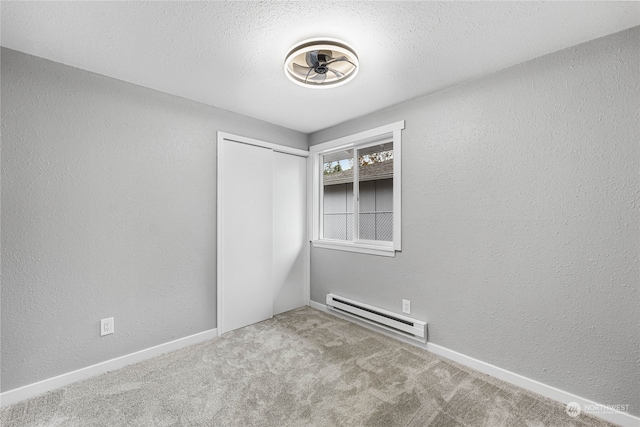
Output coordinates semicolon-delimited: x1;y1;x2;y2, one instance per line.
1;1;638;133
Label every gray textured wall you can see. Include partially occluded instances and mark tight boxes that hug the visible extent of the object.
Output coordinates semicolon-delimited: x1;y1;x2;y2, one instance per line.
0;48;306;392
309;28;640;414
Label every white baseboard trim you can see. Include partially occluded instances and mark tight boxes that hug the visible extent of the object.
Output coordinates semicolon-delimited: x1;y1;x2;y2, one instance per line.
308;300;327;312
426;343;638;427
0;328;218;408
309;301;638;427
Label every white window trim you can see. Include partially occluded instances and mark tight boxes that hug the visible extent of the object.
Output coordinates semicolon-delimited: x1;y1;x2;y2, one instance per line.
308;120;404;257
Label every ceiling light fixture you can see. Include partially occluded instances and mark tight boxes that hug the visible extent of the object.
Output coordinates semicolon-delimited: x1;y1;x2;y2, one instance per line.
284;38;359;89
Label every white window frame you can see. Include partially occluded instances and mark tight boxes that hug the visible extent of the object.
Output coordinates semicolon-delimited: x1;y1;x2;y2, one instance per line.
309;121;404;257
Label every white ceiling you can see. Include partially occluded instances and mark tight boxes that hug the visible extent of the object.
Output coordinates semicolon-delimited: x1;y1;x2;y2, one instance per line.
2;1;638;134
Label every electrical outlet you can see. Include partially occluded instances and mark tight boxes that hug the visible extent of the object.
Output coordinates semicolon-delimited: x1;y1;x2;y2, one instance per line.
101;317;114;336
402;299;411;314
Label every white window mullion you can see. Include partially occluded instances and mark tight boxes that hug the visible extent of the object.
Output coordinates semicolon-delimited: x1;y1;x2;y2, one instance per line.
318;154;324;241
352;150;359;241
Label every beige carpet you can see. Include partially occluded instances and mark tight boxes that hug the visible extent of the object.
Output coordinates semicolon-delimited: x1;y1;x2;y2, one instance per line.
1;307;616;426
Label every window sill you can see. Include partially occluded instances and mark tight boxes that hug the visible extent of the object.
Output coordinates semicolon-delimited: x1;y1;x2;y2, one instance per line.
311;240;396;257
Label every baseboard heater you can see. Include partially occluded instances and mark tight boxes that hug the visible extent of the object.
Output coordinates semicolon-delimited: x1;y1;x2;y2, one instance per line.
326;294;427;343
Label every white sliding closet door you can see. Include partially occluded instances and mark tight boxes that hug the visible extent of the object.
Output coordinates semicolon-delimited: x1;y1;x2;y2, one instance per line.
218;134;308;335
273;152;306;315
218;140;274;334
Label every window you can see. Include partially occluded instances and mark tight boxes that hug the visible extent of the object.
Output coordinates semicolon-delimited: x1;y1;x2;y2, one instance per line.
310;121;403;257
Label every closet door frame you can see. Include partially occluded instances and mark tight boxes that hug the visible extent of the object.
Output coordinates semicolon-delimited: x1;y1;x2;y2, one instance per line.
216;132;309;335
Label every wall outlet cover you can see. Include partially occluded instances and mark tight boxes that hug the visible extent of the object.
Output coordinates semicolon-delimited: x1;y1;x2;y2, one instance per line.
101;317;114;336
402;299;410;314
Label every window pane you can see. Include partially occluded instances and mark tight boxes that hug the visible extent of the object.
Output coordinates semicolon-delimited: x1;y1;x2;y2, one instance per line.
322;149;354;240
357;142;393;241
